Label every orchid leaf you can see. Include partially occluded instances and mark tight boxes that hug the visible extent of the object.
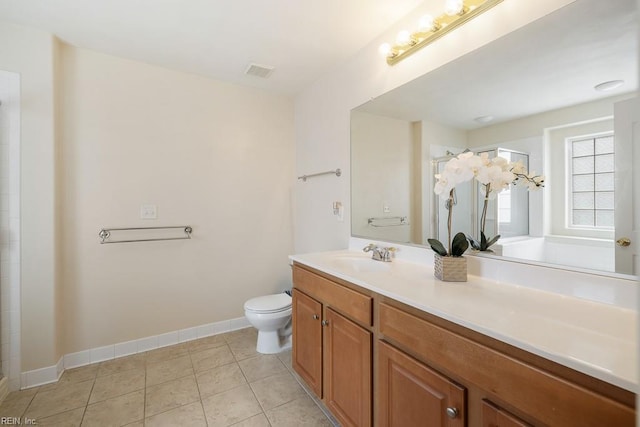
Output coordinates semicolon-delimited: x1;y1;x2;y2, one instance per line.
451;232;469;257
470;232;501;251
480;232;487;250
467;235;481;250
486;234;501;248
427;239;448;256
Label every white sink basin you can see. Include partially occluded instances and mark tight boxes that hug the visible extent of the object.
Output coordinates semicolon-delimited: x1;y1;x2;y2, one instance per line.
329;255;392;273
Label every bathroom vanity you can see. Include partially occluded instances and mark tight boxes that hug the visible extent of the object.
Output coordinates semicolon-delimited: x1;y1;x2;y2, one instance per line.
289;250;637;427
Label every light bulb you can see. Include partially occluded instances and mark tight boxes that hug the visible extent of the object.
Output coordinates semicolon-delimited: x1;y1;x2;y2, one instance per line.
418;14;435;32
396;30;411;46
378;43;392;57
445;0;464;16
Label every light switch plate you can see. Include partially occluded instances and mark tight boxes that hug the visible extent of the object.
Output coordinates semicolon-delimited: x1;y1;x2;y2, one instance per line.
333;201;344;222
140;204;157;219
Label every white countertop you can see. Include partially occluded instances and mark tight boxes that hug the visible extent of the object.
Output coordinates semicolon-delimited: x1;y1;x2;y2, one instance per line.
289;249;638;393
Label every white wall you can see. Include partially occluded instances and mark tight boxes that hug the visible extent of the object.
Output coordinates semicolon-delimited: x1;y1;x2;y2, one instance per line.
0;70;21;390
293;0;575;254
466;94;630;146
0;22;58;378
59;45;295;354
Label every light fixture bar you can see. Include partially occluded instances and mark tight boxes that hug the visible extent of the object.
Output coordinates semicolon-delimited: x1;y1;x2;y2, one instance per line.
386;0;504;65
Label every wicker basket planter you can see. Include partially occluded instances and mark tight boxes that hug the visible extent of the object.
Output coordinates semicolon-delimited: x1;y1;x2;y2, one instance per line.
434;253;467;282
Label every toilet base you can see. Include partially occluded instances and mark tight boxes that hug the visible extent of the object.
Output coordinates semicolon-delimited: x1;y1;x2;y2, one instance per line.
256;330;292;354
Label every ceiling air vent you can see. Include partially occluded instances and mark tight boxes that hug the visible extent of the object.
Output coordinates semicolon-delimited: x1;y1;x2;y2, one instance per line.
245;63;275;79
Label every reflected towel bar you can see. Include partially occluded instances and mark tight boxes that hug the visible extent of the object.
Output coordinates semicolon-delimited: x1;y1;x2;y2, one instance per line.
367;216;409;227
297;168;341;182
99;226;192;244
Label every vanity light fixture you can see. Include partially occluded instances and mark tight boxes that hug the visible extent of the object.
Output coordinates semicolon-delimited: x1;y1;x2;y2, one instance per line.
381;0;504;65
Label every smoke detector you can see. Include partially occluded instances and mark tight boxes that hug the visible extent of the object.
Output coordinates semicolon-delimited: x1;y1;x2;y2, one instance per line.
245;63;275;79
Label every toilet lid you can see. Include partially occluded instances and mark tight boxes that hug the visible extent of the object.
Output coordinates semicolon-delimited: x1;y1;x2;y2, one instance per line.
244;293;292;313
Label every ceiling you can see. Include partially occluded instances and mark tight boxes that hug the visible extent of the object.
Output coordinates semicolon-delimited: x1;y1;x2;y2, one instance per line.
356;0;638;129
0;0;423;95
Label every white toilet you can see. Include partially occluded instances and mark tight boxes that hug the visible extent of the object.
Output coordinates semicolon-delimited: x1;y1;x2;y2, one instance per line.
244;293;292;354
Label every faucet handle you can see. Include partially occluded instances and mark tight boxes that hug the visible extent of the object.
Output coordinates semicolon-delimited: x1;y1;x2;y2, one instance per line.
381;246;396;261
363;243;377;253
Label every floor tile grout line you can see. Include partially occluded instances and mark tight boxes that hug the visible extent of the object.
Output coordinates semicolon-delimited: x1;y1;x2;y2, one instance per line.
15;390;37;419
236;360;271;424
189;354;209;427
78;372;97;426
23;377;95;422
142;358;147;424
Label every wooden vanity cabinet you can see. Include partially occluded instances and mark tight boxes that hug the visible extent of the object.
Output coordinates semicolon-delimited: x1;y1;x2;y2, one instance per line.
481;400;531;427
324;307;372;427
292;264;373;427
377;340;465;427
291;289;322;396
378;301;636;427
291;262;636;427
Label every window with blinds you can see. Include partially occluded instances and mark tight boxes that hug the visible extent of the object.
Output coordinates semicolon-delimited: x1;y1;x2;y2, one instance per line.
568;133;615;229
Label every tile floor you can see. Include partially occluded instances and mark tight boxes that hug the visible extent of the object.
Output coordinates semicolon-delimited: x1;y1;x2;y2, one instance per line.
0;328;335;426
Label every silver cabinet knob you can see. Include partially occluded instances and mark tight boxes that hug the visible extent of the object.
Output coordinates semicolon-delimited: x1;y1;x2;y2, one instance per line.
321;320;329;327
312;314;319;320
446;407;459;419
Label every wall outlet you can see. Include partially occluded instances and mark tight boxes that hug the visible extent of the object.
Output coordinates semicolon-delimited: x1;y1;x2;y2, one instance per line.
140;204;157;219
383;201;391;213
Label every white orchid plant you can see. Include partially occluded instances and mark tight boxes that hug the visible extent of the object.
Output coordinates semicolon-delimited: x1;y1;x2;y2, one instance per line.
430;151;544;255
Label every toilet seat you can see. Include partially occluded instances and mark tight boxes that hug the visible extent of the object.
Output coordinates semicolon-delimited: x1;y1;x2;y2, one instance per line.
244;293;292;314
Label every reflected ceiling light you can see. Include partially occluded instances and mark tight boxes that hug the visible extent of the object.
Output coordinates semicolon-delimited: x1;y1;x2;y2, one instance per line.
380;0;504;66
594;80;624;92
474;115;494;124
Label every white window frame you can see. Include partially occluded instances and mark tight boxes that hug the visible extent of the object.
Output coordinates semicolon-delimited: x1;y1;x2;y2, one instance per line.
565;130;615;232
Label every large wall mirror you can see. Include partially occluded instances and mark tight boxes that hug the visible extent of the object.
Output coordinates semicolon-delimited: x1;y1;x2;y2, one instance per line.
351;0;638;277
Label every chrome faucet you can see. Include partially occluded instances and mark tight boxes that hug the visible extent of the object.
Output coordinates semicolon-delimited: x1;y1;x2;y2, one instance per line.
363;243;395;262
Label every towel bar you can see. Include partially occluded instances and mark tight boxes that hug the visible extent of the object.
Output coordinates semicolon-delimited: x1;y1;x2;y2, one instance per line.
98;226;192;244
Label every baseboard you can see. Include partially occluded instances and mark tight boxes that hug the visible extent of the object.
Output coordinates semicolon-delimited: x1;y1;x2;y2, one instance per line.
20;316;250;389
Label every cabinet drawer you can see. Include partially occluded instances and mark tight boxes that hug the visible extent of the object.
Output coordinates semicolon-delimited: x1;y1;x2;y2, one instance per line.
379;303;634;427
293;265;372;326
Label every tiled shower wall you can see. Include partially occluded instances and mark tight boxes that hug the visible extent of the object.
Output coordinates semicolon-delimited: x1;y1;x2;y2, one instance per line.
0;70;21;391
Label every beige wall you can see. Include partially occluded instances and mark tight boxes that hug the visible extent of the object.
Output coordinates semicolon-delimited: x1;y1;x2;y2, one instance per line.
0;22;59;372
351;111;412;242
0;0;580;374
59;45;294;354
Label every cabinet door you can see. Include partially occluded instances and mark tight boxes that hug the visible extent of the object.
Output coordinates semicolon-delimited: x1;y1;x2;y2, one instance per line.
324;308;372;427
292;289;323;397
378;341;465;427
482;400;531;427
